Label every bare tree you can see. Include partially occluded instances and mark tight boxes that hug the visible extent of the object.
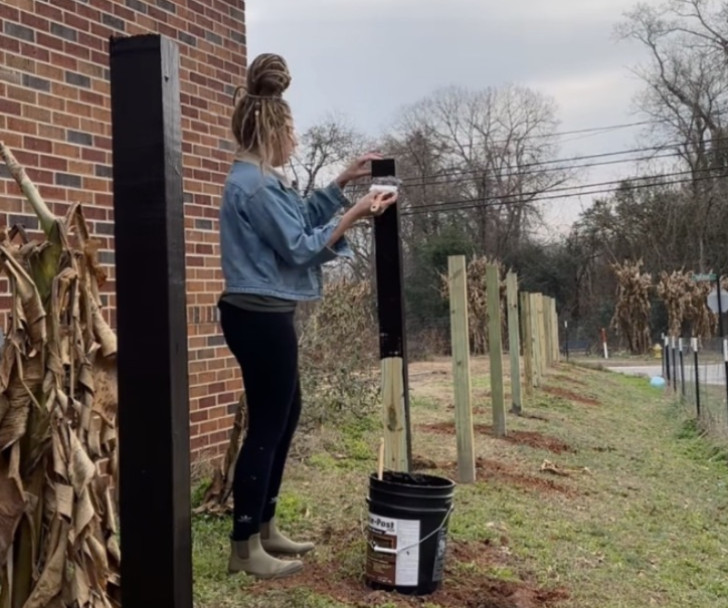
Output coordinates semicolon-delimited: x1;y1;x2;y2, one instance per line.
617;0;728;270
390;84;568;258
289;111;367;196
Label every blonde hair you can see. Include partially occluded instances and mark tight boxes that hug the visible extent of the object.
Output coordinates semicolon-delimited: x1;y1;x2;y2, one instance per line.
231;53;293;167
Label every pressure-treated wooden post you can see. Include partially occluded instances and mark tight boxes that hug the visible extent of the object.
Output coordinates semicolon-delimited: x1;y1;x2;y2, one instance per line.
448;256;475;483
110;34;193;608
520;291;534;394
506;272;522;414
543;296;553;368
550;299;560;363
536;294;548;375
487;264;506;437
529;293;542;387
373;159;411;472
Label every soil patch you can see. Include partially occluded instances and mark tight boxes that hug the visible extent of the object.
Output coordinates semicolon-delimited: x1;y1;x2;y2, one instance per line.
413;457;577;497
256;539;569;608
418;422;574;455
542;385;600;406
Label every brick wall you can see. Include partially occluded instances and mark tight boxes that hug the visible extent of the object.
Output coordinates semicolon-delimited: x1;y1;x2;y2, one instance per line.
0;0;246;460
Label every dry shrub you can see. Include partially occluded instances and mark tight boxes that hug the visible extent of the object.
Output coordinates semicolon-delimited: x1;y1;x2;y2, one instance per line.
611;260;652;354
656;269;720;338
296;278;380;432
656;270;691;336
685;272;718;338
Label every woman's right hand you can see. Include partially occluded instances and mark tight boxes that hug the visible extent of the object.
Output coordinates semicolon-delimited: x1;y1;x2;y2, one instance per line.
352;191;398;219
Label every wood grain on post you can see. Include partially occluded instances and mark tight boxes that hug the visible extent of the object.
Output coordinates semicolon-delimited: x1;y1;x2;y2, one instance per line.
506;272;522;414
520;291;534;394
487;264;506;437
380;358;409;472
448;256;475;483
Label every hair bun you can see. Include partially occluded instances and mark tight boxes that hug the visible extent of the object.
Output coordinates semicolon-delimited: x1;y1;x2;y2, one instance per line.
246;53;291;97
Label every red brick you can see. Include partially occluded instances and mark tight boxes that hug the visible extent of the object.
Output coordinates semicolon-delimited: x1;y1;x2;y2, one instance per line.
0;0;247;464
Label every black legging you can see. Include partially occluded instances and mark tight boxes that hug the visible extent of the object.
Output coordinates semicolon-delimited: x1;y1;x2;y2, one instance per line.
219;301;301;541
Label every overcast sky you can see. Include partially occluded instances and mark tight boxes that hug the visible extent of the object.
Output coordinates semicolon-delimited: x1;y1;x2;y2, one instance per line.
246;0;659;233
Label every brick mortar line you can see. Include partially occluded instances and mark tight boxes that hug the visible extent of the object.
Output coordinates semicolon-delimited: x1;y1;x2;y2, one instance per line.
6;1;244;38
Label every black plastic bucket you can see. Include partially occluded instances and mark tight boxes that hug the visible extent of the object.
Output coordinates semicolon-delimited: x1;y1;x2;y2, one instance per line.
365;471;455;595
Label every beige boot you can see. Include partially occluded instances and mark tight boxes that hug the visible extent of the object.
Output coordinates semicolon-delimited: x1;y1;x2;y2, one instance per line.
228;533;303;579
261;518;315;555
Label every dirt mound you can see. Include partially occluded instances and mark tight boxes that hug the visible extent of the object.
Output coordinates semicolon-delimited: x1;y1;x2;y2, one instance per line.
542;385;600;406
256;539;569;608
418;423;574;454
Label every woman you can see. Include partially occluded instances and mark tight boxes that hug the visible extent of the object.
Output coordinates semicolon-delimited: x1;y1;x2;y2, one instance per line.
218;53;397;580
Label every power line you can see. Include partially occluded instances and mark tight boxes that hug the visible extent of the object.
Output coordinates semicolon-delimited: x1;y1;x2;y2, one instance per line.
396;149;685;191
394;134;728;185
400;171;726;217
404;166;718;213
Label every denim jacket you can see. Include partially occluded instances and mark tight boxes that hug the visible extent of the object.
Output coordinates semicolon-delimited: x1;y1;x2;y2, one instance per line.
219;158;354;301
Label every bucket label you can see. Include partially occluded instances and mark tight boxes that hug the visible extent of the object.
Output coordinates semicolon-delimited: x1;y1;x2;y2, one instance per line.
366;513;420;587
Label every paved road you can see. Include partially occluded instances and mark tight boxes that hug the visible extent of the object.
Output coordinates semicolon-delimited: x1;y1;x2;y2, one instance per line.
607;364;727;386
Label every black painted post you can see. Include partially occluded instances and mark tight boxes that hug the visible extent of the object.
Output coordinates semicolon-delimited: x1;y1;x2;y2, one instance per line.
693;337;701;419
110;34;193;608
671;337;677;392
723;338;728;423
679;338;685;398
665;335;671;384
372;158;412;472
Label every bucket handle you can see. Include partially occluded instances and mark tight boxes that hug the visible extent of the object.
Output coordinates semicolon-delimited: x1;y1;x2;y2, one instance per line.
362;504;454;556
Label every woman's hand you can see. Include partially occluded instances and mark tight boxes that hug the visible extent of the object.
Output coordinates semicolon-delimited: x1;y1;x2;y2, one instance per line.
326;191;398;249
334;152;383;189
351;191;398;219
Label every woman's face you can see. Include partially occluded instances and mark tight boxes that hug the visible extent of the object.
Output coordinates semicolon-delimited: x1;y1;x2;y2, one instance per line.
272;118;297;167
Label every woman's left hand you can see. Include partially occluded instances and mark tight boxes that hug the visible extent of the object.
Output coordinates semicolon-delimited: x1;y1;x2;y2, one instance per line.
335;152;383;189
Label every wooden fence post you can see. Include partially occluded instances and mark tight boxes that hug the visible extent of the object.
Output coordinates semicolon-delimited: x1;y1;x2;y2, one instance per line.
543;296;553;368
373;159;411;472
506;272;522;414
448;256;475;483
550;299;560;363
487;264;506;437
536;294;548;375
529;293;542;387
110;34;193;608
520;291;534;394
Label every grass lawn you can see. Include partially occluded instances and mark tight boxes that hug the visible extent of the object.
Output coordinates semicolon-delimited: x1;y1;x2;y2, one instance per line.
192;357;728;608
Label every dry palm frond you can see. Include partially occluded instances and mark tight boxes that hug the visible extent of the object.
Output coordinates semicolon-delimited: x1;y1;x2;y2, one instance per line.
0;142;119;608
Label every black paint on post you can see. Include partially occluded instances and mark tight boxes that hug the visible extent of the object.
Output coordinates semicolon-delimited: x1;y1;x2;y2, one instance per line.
672;339;677;392
110;34;193;608
694;342;701;419
665;337;671;383
372;158;412;468
679;340;685;398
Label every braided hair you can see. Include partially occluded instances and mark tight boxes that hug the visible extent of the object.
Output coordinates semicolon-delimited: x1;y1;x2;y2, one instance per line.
231;53;294;167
